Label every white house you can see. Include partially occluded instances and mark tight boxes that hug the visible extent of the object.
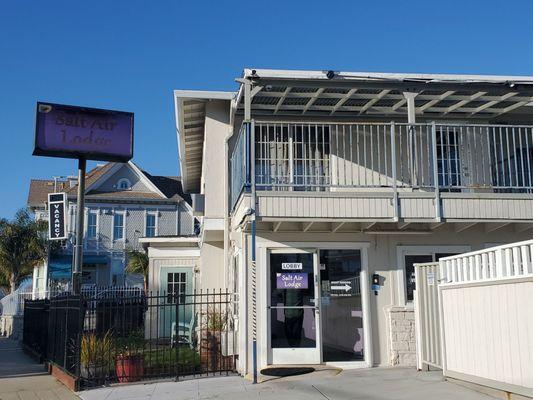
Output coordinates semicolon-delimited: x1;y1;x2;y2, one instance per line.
165;69;533;378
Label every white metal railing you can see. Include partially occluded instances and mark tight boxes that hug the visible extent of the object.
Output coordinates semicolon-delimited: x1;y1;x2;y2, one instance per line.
251;121;533;192
439;239;533;284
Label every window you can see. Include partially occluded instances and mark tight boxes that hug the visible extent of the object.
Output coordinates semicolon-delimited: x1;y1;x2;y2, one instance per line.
113;212;124;240
167;272;186;303
87;212;97;239
145;212;156;237
436;128;461;188
117;178;131;190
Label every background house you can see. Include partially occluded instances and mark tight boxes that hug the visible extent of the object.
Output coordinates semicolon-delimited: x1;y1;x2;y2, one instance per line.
27;161;195;294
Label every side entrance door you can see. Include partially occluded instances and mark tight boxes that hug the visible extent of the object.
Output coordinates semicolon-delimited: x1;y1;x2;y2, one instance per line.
159;267;194;342
268;249;321;364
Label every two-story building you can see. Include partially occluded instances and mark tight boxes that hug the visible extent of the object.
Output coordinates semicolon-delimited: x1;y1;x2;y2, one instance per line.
173;69;533;377
27;161;195;294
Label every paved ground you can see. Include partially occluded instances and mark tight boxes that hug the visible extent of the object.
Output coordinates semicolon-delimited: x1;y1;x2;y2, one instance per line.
0;337;79;400
80;367;493;400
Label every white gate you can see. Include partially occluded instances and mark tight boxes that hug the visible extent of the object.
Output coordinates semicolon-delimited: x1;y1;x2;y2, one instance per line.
414;261;442;370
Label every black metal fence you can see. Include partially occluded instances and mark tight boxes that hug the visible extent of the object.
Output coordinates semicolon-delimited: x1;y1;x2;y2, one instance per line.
23;289;237;388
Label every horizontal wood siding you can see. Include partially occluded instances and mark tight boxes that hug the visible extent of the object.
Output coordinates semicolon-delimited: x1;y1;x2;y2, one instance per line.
442;197;533;220
399;197;434;219
258;194;394;219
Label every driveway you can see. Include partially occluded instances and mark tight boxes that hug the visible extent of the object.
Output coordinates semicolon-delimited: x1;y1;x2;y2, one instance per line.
0;337;78;400
79;367;492;400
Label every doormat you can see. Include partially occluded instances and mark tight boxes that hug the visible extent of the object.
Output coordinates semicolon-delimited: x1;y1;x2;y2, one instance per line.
260;367;315;377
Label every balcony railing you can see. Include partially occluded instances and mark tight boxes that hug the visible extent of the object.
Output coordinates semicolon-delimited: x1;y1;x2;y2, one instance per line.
230;121;533;210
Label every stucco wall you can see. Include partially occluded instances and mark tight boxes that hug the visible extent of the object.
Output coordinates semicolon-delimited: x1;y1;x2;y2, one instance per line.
198;241;226;290
234;224;533;375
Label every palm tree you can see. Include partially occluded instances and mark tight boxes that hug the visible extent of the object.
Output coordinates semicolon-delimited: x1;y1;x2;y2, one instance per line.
0;209;49;293
125;250;149;292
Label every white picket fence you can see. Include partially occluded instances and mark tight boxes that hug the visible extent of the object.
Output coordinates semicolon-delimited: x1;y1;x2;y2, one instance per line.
416;240;533;398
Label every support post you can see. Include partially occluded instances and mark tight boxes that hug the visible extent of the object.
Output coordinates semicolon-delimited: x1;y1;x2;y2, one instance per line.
72;158;86;295
390;122;399;222
249;120;258;384
431;122;442;222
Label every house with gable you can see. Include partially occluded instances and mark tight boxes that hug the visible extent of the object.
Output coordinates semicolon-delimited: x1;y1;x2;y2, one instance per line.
27;161;195;294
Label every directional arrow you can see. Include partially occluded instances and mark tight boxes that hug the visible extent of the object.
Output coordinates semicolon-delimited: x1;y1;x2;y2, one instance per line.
331;284;351;292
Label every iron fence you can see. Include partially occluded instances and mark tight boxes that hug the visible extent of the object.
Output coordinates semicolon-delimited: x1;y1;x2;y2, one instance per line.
23;289;236;389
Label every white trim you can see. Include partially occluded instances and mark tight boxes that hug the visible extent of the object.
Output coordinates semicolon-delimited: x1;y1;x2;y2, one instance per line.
174;90;235;101
139;237;199;244
128;161;168;198
396;245;471;306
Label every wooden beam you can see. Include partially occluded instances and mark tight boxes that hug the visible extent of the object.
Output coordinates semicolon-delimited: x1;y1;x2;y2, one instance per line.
330;88;358;114
444;91;486;115
274;87;291;114
514;223;533;233
455;222;478;233
392;99;406;111
250;85;264;98
331;222;345;233
362;222;377;231
302;221;314;232
302;88;324;114
484;222;510;233
429;222;446;231
359;90;390;114
398;222;411;230
419;90;455;112
470;92;518;115
272;221;283;232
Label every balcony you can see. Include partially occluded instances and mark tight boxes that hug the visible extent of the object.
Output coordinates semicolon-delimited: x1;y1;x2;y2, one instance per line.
230;121;533;230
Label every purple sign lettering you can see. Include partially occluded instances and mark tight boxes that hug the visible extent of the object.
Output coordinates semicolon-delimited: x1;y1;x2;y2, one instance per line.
276;273;308;290
33;102;134;162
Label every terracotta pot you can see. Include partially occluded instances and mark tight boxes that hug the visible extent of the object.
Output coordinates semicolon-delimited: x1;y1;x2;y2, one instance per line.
115;354;144;383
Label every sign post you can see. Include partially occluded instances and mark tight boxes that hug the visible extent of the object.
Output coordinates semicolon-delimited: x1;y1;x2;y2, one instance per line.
34;102;134;295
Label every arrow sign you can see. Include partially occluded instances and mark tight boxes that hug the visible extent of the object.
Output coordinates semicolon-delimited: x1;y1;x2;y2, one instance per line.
331;283;352;292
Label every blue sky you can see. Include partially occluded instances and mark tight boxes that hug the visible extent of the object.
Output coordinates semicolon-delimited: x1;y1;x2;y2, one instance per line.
1;0;533;219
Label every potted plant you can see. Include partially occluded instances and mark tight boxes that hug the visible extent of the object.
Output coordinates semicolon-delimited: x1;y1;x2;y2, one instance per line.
114;329;145;383
200;309;230;371
79;331;114;381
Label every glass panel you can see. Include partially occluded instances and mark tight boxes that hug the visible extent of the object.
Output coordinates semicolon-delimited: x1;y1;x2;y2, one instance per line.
404;254;433;302
270;252;316;348
320;249;364;362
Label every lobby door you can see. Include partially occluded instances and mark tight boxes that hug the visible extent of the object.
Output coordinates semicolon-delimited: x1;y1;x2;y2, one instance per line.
268;250;321;364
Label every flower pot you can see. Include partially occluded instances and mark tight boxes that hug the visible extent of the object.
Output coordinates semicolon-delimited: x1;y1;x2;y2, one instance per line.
115;354;144;383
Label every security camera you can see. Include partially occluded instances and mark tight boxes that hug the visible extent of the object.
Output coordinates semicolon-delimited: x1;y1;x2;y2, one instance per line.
326;70;335;79
265;85;273;92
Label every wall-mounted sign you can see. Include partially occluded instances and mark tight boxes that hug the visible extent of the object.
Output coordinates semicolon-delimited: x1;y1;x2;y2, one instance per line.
48;193;67;240
281;262;303;270
427;271;435;286
276;273;308;289
33;102;134;162
331;280;352;297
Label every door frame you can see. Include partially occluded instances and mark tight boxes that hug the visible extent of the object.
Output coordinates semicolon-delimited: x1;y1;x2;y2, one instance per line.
267;248;321;365
257;240;372;368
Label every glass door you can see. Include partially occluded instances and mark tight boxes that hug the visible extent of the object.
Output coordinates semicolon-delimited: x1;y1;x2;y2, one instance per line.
268;250;320;364
319;249;365;362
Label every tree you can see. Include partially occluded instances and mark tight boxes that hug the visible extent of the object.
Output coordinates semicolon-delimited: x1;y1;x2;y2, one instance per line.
0;209;49;293
125;249;149;292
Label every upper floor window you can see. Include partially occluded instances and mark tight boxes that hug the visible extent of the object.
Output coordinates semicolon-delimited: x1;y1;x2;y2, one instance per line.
145;212;157;237
113;212;125;240
117;178;132;190
87;212;97;239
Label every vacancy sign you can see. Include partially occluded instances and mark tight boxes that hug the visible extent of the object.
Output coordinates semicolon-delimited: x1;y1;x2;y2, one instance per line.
48;193;67;240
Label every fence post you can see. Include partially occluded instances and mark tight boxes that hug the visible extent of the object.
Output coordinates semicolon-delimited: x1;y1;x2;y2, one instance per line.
495;248;504;278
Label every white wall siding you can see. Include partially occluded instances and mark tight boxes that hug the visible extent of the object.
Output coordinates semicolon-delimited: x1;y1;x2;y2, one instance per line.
441;195;533;220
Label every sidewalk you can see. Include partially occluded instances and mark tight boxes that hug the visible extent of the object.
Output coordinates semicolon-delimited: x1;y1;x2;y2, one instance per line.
79;367;492;400
0;337;78;400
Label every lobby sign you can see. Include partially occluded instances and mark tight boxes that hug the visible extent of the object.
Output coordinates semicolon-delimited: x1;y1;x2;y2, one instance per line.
276;273;308;289
33;102;134;162
281;262;303;270
48;193;67;240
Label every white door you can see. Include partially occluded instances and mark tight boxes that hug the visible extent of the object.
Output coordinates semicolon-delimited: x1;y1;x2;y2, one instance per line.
268;249;321;364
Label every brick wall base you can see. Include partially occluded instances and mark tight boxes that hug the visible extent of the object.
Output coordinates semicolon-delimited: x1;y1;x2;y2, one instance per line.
387;306;416;367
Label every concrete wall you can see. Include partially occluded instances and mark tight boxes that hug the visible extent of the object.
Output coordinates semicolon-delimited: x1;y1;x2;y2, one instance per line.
233;224;533;375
